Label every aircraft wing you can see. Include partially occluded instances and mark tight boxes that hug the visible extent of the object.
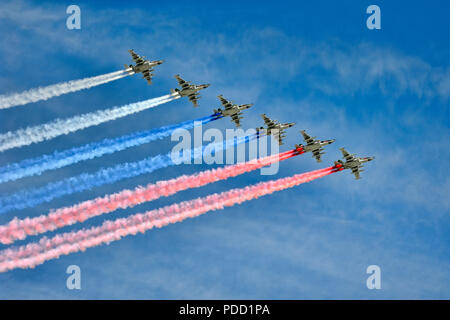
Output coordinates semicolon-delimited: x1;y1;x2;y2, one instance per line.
270;129;285;145
175;75;191;89
142;69;153;84
301;130;315;145
218;95;234;110
188;94;199;107
351;167;361;180
312;148;323;163
230;111;243;127
129;50;145;66
340;147;355;162
278;134;284;145
277;131;285;145
261;114;277;128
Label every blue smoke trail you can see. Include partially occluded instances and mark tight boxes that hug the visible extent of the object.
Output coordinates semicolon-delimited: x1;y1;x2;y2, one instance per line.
0;134;257;214
0;114;223;184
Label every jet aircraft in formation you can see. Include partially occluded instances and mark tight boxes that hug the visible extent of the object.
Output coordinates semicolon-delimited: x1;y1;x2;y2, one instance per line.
125;49;164;84
334;148;375;180
125;49;374;178
295;130;335;163
213;95;253;127
256;114;295;145
171;74;210;107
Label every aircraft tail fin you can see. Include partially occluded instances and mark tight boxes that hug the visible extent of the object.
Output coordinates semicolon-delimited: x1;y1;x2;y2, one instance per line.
124;64;134;74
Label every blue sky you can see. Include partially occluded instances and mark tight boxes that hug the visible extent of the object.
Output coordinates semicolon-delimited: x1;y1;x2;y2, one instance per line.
0;0;449;299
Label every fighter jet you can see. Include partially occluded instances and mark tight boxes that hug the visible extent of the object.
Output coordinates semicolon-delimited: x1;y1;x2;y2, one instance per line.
213;95;253;127
125;49;164;84
256;114;295;145
170;74;210;107
334;147;375;180
294;130;335;163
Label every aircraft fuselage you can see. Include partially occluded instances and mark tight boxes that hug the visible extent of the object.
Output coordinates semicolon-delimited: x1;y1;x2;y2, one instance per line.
342;157;374;169
302;139;335;152
176;84;210;97
257;123;294;135
218;104;252;116
270;123;295;132
131;60;163;73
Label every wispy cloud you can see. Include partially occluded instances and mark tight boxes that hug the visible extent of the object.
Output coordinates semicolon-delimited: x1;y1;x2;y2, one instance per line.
0;0;448;299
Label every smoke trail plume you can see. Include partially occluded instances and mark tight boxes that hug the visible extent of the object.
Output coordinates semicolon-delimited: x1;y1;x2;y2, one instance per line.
0;166;335;271
0;94;179;152
0;69;132;110
0;150;297;244
0;134;256;214
0;114;221;184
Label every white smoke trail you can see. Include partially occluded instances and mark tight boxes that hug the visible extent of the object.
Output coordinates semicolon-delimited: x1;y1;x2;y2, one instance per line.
0;70;132;110
0;93;179;152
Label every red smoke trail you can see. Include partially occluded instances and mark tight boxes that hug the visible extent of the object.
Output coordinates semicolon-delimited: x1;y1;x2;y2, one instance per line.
0;166;336;272
0;150;298;245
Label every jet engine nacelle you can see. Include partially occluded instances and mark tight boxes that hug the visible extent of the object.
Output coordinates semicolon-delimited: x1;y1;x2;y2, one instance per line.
334;160;344;168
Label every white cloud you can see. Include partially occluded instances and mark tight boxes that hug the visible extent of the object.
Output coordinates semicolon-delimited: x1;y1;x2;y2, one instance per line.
0;0;448;299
